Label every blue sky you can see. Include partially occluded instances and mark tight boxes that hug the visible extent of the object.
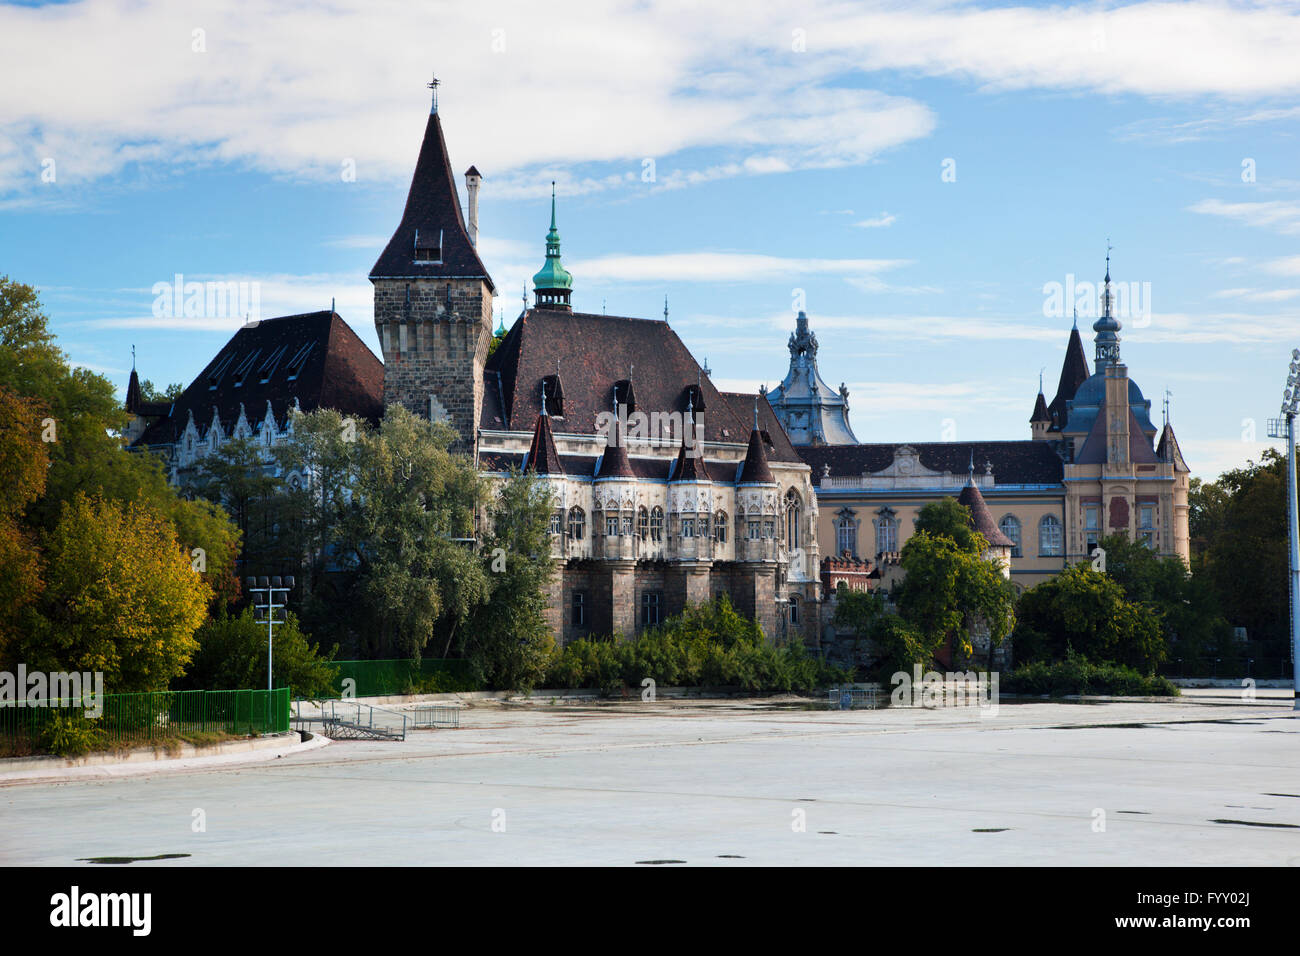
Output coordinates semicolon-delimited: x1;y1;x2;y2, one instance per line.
3;0;1299;479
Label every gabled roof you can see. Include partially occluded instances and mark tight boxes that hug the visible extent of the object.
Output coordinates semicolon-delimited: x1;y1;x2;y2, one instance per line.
800;441;1065;486
481;309;803;463
131;312;383;448
957;480;1016;548
370;111;495;289
1047;325;1090;430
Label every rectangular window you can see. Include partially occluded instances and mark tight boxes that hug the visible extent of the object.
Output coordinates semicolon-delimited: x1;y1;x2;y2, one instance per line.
622;515;633;535
1139;504;1156;548
836;520;856;557
571;591;586;629
763;520;775;539
640;591;661;627
681;517;695;538
1084;505;1100;552
606;515;619;536
549;510;563;535
748;520;761;540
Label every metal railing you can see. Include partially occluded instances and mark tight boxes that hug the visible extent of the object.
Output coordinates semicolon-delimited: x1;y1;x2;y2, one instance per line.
0;687;291;754
409;705;461;729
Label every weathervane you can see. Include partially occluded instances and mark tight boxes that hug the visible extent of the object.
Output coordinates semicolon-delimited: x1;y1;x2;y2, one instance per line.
427;73;440;113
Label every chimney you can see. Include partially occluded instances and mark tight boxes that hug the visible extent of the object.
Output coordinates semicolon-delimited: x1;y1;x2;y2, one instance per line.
465;166;481;248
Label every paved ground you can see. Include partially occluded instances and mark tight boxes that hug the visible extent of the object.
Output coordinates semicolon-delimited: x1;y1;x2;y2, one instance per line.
2;689;1297;866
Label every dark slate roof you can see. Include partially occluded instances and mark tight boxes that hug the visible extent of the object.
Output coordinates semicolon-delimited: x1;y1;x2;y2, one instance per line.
957;480;1016;548
524;412;563;475
1156;422;1189;471
1030;391;1050;423
124;368;173;418
672;421;709;482
595;419;636;478
737;428;776;484
800;441;1065;486
132;312;384;448
370;111;495;290
482;310;802;463
1047;325;1090;430
1074;402;1159;465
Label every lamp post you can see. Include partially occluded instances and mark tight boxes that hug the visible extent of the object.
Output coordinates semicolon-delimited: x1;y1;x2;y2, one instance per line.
1267;348;1300;711
247;576;295;692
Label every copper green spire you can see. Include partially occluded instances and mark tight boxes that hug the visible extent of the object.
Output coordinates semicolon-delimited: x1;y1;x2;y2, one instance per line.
532;181;573;311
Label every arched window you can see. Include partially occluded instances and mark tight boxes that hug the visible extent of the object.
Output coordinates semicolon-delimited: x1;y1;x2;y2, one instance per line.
784;489;801;551
1039;514;1062;556
637;506;649;540
999;515;1022;557
788;594;801;626
835;509;857;557
876;511;898;554
567;507;585;541
549;509;564;535
650;506;664;542
714;511;728;543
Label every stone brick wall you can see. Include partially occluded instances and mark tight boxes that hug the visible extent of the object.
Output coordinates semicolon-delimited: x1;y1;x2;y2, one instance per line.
373;277;492;456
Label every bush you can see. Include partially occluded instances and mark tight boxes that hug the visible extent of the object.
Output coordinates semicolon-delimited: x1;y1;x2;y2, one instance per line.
544;597;850;693
1003;653;1179;697
181;608;339;698
40;712;105;757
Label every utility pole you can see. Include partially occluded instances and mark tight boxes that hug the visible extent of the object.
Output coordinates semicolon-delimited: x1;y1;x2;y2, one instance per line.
247;576;295;691
1267;347;1300;710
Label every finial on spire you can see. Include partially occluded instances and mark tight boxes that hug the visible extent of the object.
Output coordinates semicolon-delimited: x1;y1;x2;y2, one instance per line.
1163;388;1172;427
664;294;669;321
131;343;136;371
331;296;335;315
1039;367;1045;393
968;450;975;480
1072;306;1078;329
753;398;760;431
541;381;548;416
428;73;440;114
522;283;528;314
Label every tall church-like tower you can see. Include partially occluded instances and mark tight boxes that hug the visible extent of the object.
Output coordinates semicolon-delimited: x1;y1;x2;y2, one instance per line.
370;79;496;455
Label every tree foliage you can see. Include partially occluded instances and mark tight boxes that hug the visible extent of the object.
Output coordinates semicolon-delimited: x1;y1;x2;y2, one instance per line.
14;495;212;691
1013;563;1165;674
180;607;339;698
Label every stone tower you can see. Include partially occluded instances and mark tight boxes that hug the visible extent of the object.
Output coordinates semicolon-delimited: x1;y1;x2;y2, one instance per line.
370;85;495;455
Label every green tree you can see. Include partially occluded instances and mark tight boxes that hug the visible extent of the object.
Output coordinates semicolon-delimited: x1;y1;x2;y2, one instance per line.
180;608;339;697
1191;451;1291;666
15;494;212;691
0;277;241;604
0;387;48;656
913;495;982;553
1014;563;1166;673
458;470;556;690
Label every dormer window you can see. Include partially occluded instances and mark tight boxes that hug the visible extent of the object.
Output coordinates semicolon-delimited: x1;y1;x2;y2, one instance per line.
285;342;314;381
258;345;287;384
541;374;565;417
413;228;443;263
206;352;236;390
230;350;259;388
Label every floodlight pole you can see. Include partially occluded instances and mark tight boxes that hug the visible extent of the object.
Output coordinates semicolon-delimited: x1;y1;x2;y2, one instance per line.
1287;409;1300;710
1273;349;1300;710
246;577;294;692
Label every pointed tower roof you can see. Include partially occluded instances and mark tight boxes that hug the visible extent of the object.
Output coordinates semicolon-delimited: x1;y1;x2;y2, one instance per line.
1156;422;1189;471
595;393;634;479
737;404;776;484
957;477;1015;548
672;398;708;482
524;384;564;475
125;366;143;414
370;107;495;289
1030;389;1050;423
532;183;574;311
1047;323;1090;430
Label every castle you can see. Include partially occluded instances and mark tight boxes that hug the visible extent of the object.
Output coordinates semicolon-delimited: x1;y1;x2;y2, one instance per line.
126;88;1192;651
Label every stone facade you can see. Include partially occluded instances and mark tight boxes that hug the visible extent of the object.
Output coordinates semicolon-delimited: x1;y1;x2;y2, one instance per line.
372;277;492;455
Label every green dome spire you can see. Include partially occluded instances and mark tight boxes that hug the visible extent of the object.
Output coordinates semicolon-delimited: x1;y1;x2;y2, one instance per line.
532;182;573;311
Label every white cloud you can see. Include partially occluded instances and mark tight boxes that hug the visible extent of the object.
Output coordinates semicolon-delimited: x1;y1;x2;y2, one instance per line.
6;0;1300;200
854;212;896;228
1189;199;1300;235
1180;438;1282;480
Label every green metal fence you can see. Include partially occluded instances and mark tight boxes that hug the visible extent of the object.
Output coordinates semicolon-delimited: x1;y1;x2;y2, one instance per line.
329;659;478;698
0;687;291;754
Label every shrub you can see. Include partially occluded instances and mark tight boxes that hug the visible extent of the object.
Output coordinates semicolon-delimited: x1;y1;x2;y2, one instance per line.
1003;653;1179;697
40;712;105;757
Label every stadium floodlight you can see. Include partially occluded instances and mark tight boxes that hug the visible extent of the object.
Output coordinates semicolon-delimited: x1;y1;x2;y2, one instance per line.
1277;351;1300;710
